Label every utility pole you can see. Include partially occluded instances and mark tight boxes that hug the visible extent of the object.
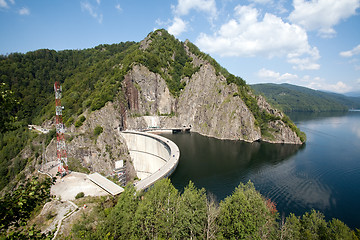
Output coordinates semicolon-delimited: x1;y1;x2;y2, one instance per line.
54;81;69;176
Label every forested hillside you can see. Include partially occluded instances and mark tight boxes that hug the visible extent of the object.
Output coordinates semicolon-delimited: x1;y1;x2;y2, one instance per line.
0;42;136;190
251;83;360;112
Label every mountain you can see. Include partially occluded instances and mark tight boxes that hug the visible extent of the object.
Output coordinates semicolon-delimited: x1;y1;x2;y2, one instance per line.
251;83;360;112
344;91;360;97
0;29;305;193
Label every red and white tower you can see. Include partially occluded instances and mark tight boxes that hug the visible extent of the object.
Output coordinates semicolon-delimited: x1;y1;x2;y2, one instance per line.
54;81;69;175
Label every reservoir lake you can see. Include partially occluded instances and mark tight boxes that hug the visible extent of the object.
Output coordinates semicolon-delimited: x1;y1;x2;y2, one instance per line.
165;111;360;229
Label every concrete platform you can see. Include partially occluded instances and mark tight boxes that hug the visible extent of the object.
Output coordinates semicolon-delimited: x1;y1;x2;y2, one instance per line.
51;172;108;201
88;172;124;196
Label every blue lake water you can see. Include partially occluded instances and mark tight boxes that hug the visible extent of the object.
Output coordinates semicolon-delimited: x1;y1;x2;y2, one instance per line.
166;111;360;229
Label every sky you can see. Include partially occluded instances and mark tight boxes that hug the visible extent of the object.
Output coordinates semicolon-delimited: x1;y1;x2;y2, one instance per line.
1;0;360;94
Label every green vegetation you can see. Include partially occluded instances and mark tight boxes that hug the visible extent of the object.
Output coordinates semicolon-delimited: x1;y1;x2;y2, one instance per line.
126;29;200;96
251;83;360;112
0;176;55;239
93;125;103;137
0;42;136;190
186;41;246;87
0;82;19;132
70;179;359;239
282;115;307;142
67;157;90;174
74;115;86;128
75;192;85;199
0;126;36;190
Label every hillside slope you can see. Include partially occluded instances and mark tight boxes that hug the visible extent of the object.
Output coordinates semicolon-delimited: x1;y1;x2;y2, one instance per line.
251;83;360;112
0;29;304;192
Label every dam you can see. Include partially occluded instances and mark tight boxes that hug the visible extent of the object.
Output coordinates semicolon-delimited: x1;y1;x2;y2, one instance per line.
120;131;180;191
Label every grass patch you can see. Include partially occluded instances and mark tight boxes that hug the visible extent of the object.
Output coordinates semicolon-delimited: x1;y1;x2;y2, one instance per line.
67;157;90;174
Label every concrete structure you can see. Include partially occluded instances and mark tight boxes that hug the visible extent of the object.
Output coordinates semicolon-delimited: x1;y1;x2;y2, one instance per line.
144;127;191;134
50;172;108;200
114;160;126;186
88;172;124;195
120;131;180;191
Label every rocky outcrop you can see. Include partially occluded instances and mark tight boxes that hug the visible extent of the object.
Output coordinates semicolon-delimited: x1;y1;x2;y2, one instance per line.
122;62;301;144
256;95;302;144
126;65;175;115
168;63;261;141
117;32;302;144
42;102;134;180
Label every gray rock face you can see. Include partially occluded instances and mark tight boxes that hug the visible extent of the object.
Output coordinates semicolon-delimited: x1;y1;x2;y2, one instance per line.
45;102;133;178
123;62;302;144
256;95;302;144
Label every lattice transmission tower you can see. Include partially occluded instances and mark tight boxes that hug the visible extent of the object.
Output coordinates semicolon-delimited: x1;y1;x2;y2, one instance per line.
54;81;69;175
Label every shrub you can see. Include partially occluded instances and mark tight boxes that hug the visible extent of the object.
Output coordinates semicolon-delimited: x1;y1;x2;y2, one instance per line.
94;125;103;136
65;116;74;127
75;192;85;199
75;115;86;128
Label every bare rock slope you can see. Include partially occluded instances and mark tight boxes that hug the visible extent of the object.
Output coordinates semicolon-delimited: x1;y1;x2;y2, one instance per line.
123;59;302;144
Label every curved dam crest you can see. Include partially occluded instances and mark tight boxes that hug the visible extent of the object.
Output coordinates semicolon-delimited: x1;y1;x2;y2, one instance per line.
120;131;180;191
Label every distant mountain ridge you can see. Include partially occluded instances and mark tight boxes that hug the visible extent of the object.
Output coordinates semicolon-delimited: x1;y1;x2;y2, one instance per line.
344;91;360;97
251;83;360;112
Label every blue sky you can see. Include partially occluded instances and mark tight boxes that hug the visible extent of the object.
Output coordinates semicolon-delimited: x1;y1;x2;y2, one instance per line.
1;0;360;94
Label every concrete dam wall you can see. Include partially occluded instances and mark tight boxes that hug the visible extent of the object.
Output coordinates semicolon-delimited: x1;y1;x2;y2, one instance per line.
120;131;180;191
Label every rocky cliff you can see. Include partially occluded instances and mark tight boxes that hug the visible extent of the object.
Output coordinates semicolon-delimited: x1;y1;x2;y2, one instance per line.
122;31;303;144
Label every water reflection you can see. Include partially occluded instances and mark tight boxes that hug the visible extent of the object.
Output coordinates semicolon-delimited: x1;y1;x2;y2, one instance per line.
287;111;349;123
165;132;304;200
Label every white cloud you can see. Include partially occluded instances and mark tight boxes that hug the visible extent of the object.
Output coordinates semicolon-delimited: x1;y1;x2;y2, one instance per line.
258;70;354;93
196;5;320;70
250;0;273;4
340;44;360;57
96;0;100;5
18;7;30;15
289;0;360;38
258;68;298;82
172;0;217;16
301;76;353;93
81;1;103;23
0;0;8;8
287;51;320;70
115;4;122;12
168;17;188;36
0;0;15;8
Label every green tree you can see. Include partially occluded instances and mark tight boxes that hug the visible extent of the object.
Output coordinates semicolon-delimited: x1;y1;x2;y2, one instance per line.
281;210;358;240
0;82;18;132
217;181;278;239
177;181;207;239
132;178;179;239
326;218;358;240
98;185;139;239
0;176;55;237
